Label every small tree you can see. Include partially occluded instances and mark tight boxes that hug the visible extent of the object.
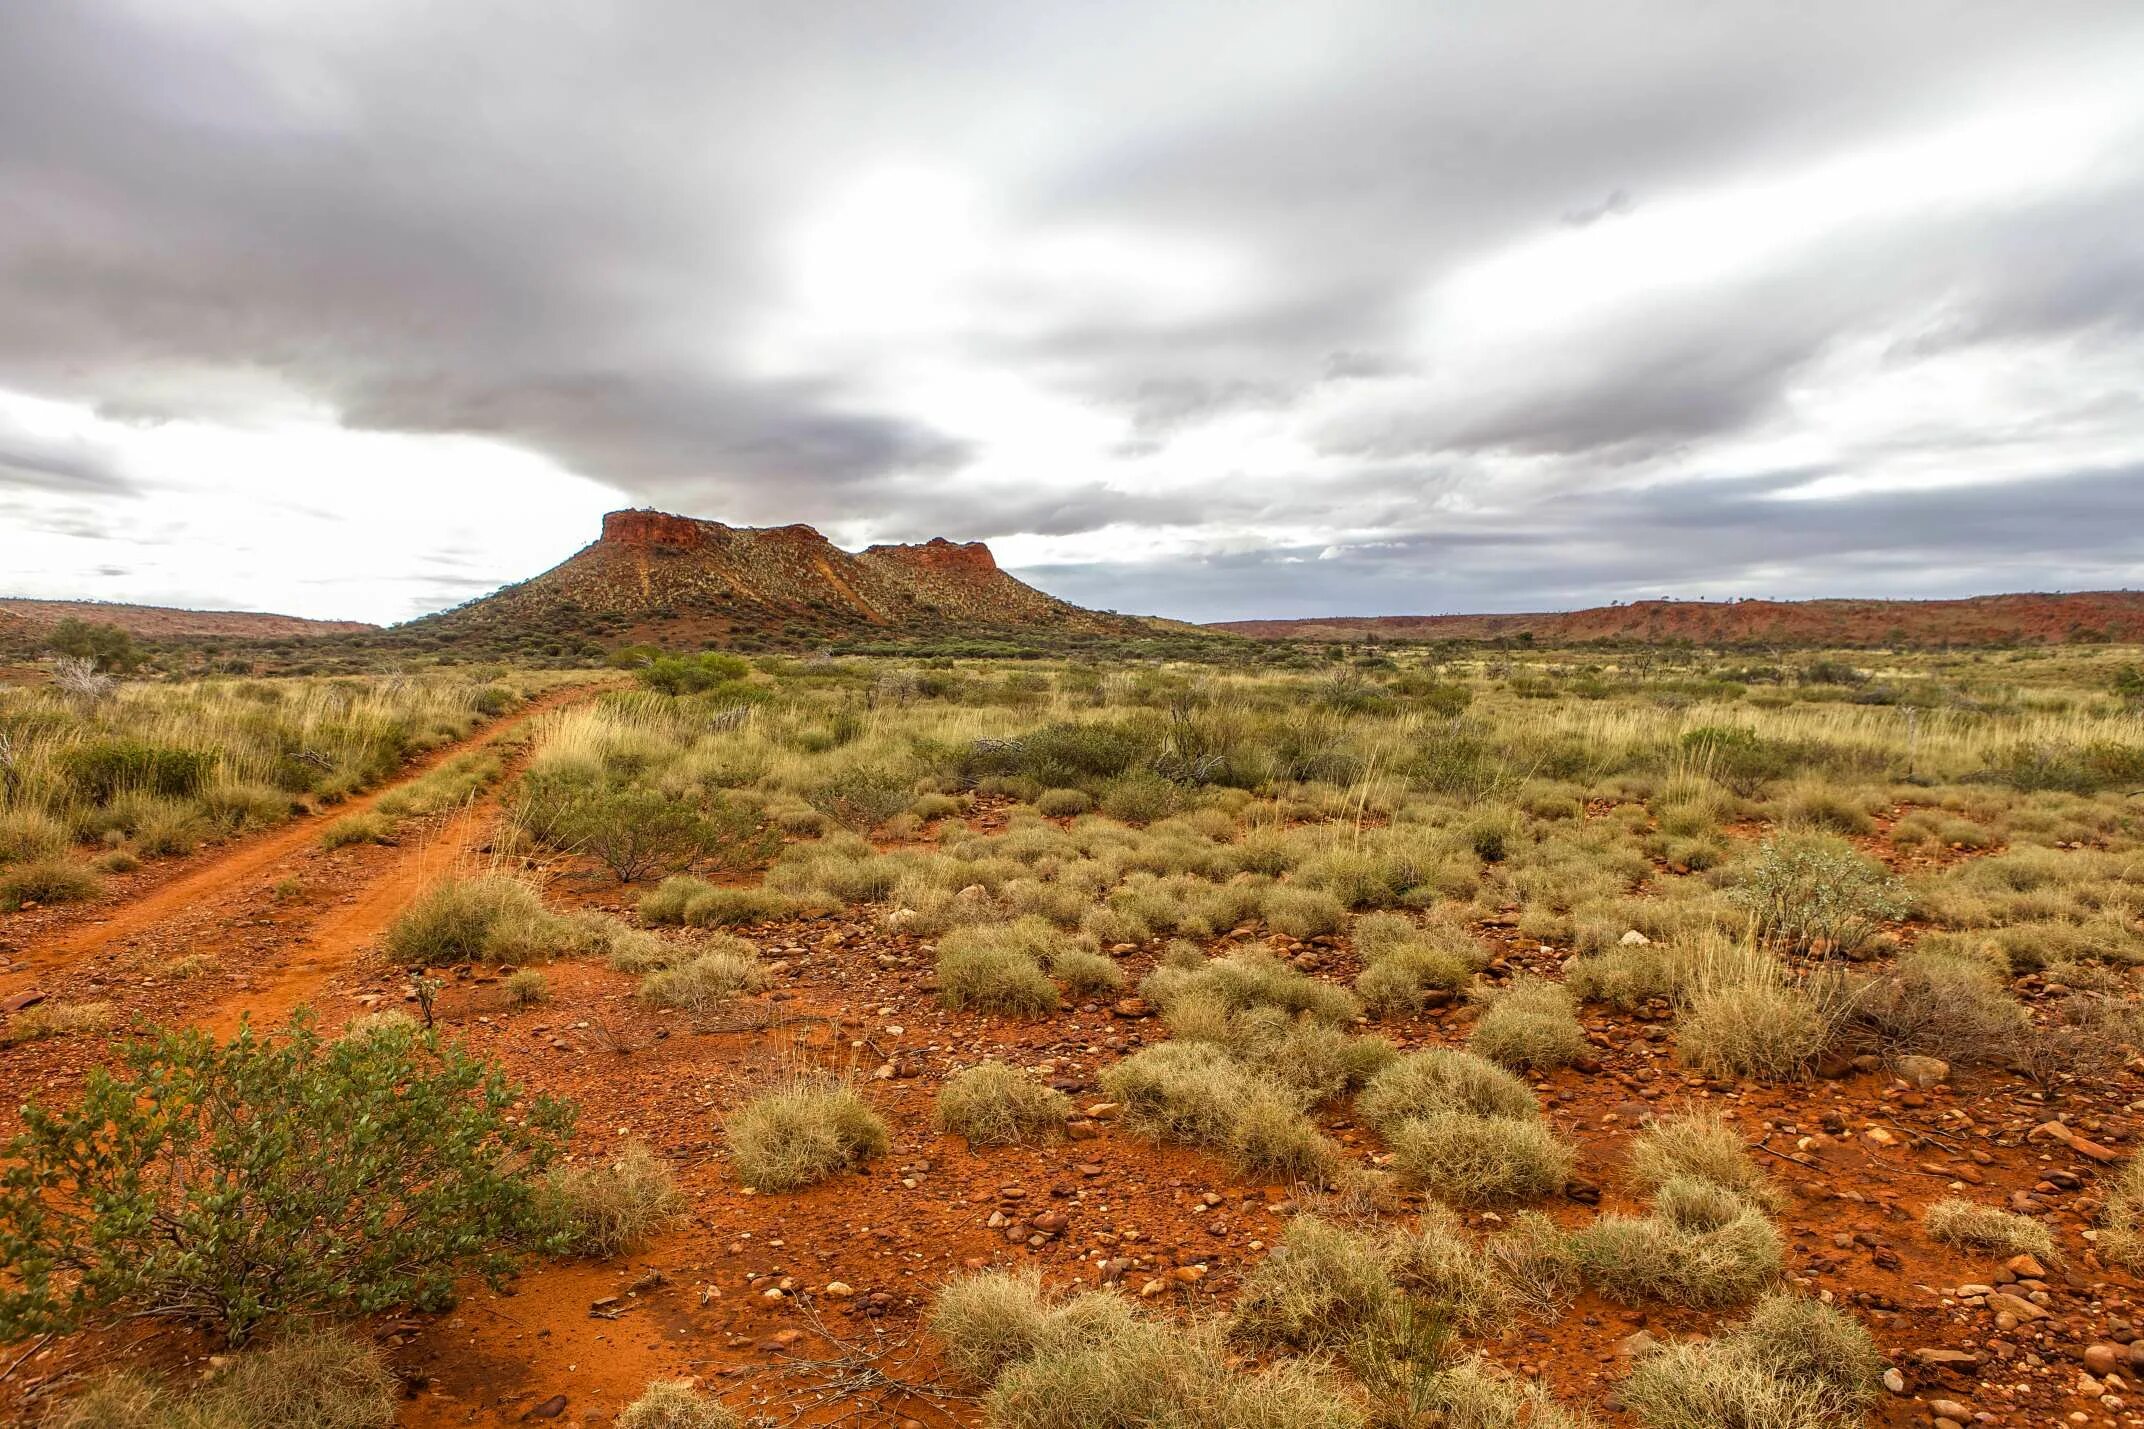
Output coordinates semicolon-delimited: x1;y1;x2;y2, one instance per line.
0;1015;575;1343
45;617;140;672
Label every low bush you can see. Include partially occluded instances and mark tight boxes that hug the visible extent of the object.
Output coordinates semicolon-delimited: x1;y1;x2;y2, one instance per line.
1621;1293;1881;1428
935;1063;1071;1146
638;948;767;1011
1414;1356;1598;1429
538;1142;684;1257
0;858;100;911
616;1380;742;1429
1035;787;1092;816
0;808;68;865
723;1078;889;1191
1570;1178;1783;1308
1387;1112;1574;1207
1468;977;1587;1072
59;738;214;803
0;1014;573;1342
1922;1198;2056;1261
1143;946;1360;1026
1844;953;2025;1065
1732;835;1908;958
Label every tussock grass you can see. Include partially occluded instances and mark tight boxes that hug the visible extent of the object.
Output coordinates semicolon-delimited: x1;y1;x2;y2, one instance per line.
724;1078;889;1191
503;968;549;1005
930;1268;1366;1429
1418;1356;1599;1429
1468;976;1587;1072
1048;947;1124;996
935;1063;1071;1146
0;858;100;910
1099;1041;1341;1183
382;874;577;967
937;919;1064;1016
1;999;115;1046
1483;1211;1582;1317
52;1330;400;1429
318;810;392;849
1232;1214;1399;1351
1565;943;1686;1010
1358;1049;1540;1133
1628;1112;1782;1209
638;948;766;1011
0;808;69;865
616;1380;742;1429
2101;1157;2144;1270
1571;1178;1783;1308
639;875;800;928
1923;1198;2057;1260
1384;1206;1514;1334
1143;947;1360;1025
1387;1112;1574;1207
1621;1293;1881;1429
539;1142;685;1257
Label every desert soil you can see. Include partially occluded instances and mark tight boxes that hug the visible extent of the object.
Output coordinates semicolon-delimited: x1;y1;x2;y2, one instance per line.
3;780;2142;1427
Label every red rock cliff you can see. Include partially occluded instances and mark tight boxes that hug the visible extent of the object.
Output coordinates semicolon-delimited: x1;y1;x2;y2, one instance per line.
600;510;726;550
863;537;997;574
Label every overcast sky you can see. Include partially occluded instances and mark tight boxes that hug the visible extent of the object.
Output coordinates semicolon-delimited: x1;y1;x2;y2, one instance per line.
5;2;2144;625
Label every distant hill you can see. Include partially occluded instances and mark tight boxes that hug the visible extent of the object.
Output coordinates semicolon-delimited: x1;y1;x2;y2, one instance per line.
1211;591;2144;646
405;509;1144;647
0;597;375;641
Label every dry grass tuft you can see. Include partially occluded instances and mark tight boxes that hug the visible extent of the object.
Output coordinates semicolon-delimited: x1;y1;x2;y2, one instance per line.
540;1142;686;1257
1468;977;1588;1072
1387;1112;1574;1208
638;948;766;1011
616;1380;742;1429
724;1078;889;1191
1627;1112;1782;1210
1621;1293;1881;1428
1923;1198;2057;1261
1571;1178;1783;1308
935;1062;1071;1146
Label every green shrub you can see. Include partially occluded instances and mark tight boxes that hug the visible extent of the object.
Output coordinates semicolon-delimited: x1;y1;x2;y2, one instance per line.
616;1380;741;1429
1387;1112;1574;1207
723;1079;888;1191
1732;835;1907;957
0;1015;573;1342
935;1063;1071;1146
59;738;214;803
537;1142;684;1257
807;764;918;832
1468;977;1587;1072
1570;1178;1783;1308
1922;1198;2056;1260
0;858;100;910
522;782;776;883
1621;1293;1880;1429
638;949;766;1011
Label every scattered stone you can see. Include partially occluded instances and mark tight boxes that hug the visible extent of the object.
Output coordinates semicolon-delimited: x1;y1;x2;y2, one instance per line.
1894;1055;1949;1088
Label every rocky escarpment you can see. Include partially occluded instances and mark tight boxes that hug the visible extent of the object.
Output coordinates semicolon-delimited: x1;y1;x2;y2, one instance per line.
411;509;1137;646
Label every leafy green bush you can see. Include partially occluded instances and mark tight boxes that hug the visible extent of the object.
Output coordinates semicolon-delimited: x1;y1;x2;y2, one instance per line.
0;1015;574;1342
635;651;752;694
1732;835;1907;957
522;781;776;883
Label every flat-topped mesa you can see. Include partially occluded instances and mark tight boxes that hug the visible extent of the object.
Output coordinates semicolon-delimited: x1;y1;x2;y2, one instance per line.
862;537;997;574
600;509;730;550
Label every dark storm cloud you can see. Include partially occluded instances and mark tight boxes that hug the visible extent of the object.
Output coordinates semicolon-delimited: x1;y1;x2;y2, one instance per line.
0;413;136;496
3;0;2143;616
1025;466;2144;622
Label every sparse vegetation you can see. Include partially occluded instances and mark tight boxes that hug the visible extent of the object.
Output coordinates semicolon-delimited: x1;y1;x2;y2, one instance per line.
1621;1293;1882;1428
1923;1197;2058;1260
538;1141;685;1256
